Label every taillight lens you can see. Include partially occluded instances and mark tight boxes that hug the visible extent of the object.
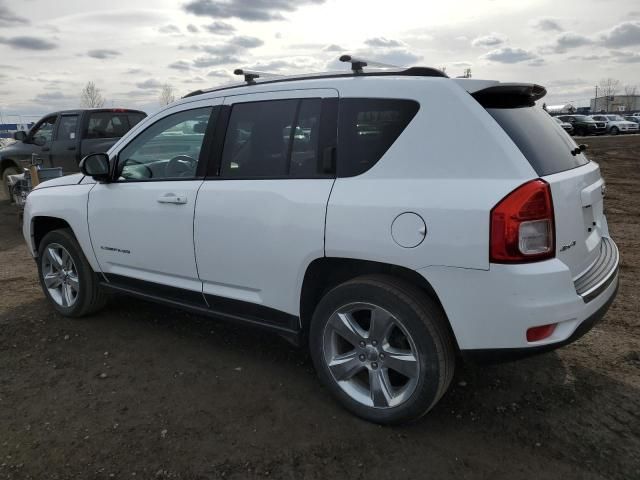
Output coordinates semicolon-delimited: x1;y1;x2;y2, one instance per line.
490;179;555;263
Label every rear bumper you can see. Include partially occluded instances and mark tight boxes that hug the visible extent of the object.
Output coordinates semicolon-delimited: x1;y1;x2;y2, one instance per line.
461;280;618;363
417;237;620;353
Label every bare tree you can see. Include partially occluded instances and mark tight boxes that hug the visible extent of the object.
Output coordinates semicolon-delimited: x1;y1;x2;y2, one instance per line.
80;81;105;108
463;68;472;78
159;84;176;106
598;78;620;112
623;84;637;112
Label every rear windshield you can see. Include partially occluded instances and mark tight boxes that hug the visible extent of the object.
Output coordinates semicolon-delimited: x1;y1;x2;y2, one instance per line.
487;106;589;176
85;112;145;139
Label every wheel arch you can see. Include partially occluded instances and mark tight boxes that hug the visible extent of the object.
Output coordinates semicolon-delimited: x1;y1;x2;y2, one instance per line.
32;216;74;254
299;257;459;351
0;157;21;174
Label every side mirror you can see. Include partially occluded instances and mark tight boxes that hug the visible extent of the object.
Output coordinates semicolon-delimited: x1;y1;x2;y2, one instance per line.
13;131;27;142
80;153;111;182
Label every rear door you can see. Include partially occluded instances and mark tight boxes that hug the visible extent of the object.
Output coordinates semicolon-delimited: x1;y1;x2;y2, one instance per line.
194;89;338;322
486;106;607;278
49;114;80;172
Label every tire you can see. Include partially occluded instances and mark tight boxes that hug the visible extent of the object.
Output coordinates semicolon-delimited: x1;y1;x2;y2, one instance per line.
610;127;619;135
2;166;22;201
309;275;455;425
37;228;106;317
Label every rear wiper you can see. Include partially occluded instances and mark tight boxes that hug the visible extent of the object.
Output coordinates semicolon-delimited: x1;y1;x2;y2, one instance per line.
571;144;587;156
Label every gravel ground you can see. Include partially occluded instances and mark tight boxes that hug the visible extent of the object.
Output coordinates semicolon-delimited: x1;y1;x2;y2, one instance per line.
0;135;638;479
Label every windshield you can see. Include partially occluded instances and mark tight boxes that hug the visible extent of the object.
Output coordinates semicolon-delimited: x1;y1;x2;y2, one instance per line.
571;115;592;122
606;115;624;121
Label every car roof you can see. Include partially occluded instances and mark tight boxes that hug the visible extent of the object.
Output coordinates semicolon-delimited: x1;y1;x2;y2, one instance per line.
46;108;146;116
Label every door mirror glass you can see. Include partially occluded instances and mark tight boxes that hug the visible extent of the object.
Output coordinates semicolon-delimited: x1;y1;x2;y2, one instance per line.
80;153;110;181
13;130;27;142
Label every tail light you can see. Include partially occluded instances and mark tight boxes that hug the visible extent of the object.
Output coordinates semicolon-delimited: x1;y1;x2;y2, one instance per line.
490;179;555;263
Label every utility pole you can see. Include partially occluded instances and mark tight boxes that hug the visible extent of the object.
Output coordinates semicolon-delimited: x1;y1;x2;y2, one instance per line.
594;85;598;112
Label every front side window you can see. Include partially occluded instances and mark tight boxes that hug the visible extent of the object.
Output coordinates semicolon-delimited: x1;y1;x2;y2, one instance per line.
117;107;212;181
56;115;78;140
221;98;323;178
30;116;56;144
337;98;419;177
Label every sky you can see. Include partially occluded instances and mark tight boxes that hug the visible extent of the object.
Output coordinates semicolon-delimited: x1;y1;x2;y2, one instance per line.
0;0;639;120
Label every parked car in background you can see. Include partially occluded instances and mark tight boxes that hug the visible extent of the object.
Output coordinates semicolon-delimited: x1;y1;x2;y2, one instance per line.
21;63;619;424
0;108;146;198
557;115;606;136
590;115;639;135
624;116;640;125
554;117;574;134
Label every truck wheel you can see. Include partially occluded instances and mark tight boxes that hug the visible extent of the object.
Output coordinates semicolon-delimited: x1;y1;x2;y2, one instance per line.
2;166;22;201
37;229;107;317
309;275;455;425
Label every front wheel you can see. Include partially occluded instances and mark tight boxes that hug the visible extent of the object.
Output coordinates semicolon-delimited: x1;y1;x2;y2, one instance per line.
37;229;106;317
610;126;619;135
309;275;455;425
2;166;22;201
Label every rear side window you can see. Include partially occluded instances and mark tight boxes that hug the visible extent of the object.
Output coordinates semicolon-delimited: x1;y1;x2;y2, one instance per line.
220;98;325;178
338;98;419;177
85;112;135;139
487;107;589;176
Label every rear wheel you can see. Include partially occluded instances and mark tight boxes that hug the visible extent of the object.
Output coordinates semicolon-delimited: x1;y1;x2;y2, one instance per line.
610;126;619;135
309;275;455;424
37;229;106;317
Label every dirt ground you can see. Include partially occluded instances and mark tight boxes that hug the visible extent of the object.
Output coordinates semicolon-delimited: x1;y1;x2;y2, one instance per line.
0;136;638;480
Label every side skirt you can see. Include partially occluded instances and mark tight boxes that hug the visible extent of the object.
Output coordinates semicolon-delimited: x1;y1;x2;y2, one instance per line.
100;274;302;345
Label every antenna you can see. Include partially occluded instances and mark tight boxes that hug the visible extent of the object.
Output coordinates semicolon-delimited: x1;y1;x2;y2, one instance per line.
234;69;284;85
339;55;401;74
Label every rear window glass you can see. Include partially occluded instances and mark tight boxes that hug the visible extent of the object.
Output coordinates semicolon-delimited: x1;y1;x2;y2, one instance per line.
338;99;419;177
487;107;589;176
86;112;142;139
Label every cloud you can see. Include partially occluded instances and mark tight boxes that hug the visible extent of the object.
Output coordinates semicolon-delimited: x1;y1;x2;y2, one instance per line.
530;18;563;32
207;69;231;78
323;44;344;52
451;61;472;67
34;91;75;104
471;33;507;47
0;36;57;50
159;24;181;34
169;60;192;70
125;68;148;74
87;49;121;59
183;0;325;22
610;50;640;63
567;54;609;61
542;32;593;53
0;2;28;26
233;35;263;48
364;37;404;48
482;47;537;63
192;55;241;68
136;79;163;89
187;24;199;33
599;21;640;48
204;21;236;34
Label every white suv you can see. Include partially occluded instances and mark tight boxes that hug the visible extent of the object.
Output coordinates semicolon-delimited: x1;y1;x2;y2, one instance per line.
22;62;619;424
590;114;639;135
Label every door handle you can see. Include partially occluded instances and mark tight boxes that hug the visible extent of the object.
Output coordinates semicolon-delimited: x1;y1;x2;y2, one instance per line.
157;193;188;205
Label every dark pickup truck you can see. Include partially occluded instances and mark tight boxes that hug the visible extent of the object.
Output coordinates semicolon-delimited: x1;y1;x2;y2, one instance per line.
1;108;146;196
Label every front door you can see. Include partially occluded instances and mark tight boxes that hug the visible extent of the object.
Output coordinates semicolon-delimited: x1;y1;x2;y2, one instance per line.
19;115;57;166
194;89;338;324
87;99;221;303
49;114;79;172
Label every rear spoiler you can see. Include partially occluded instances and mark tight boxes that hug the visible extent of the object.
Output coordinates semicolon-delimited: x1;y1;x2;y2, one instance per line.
471;83;547;108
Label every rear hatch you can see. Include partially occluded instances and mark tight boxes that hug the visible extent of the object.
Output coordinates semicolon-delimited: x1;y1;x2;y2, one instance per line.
471;83;606;278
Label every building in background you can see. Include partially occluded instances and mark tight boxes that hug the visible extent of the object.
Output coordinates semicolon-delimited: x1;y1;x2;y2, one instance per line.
590;95;640;113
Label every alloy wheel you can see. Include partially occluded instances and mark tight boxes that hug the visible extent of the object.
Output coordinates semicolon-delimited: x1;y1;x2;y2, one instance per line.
322;302;420;409
42;243;80;307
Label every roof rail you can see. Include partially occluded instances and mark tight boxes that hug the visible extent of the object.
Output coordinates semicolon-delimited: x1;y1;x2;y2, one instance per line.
339;54;401;74
183;55;448;98
234;68;284;85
